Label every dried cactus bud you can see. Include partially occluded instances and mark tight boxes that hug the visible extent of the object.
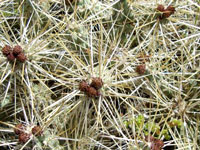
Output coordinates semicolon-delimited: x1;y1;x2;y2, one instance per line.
2;45;12;56
14;124;25;135
16;53;26;63
90;77;103;90
166;5;175;13
163;10;171;18
136;64;146;75
145;135;155;142
79;80;89;92
32;126;43;136
13;45;22;56
18;133;31;143
86;86;100;98
7;52;15;62
163;5;175;18
157;5;165;12
151;139;164;150
145;135;164;150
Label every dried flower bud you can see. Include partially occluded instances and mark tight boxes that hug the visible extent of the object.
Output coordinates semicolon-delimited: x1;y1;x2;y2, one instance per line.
86;86;100;98
145;135;155;142
14;124;25;135
90;77;103;90
18;133;31;143
32;126;43;136
16;53;26;63
2;45;12;56
163;5;175;18
13;45;22;56
136;64;146;75
151;139;164;150
163;10;171;18
7;52;15;62
145;135;164;150
79;80;89;92
166;5;175;13
157;5;165;12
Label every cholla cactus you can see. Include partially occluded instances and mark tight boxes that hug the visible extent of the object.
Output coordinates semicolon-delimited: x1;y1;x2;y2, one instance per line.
0;0;200;149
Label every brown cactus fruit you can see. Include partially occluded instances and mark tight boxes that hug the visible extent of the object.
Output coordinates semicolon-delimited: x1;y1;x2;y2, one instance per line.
14;124;25;135
16;53;26;63
136;64;146;75
90;77;103;90
7;52;15;62
157;5;165;12
32;126;43;136
2;45;12;56
86;86;100;98
18;132;31;143
79;80;89;92
13;45;22;56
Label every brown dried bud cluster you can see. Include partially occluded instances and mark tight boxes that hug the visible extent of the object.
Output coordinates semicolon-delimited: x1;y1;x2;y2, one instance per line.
1;45;27;63
157;5;175;19
79;80;89;92
157;5;165;12
13;45;23;56
14;124;25;135
86;86;100;97
79;77;103;98
7;52;15;62
136;64;146;75
145;135;164;150
16;53;26;63
14;124;43;144
2;45;12;56
32;126;43;136
18;133;31;143
90;77;103;90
